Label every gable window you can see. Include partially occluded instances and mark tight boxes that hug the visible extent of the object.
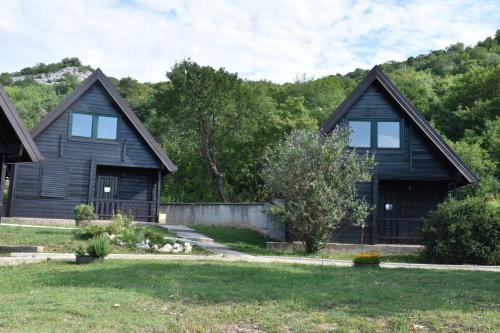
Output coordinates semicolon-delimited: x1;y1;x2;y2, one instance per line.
70;112;118;140
377;121;400;148
348;121;371;148
71;113;93;138
97;116;118;140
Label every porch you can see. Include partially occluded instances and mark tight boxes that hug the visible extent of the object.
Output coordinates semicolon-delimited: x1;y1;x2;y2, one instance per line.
89;162;161;222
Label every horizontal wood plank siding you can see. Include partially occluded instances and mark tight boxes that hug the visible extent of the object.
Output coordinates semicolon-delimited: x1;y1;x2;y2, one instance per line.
10;82;161;219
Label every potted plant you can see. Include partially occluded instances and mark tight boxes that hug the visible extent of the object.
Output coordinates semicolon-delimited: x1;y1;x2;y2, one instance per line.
75;235;112;264
353;251;382;267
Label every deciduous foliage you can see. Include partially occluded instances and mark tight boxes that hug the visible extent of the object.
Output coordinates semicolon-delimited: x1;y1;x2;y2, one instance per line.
261;129;374;253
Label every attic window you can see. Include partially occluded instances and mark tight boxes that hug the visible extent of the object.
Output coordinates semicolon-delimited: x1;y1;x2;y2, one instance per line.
70;112;118;140
71;113;93;138
377;121;400;148
348;121;371;148
97;116;118;140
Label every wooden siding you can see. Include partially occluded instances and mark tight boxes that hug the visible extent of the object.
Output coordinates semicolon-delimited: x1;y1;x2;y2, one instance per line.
339;83;457;180
10;82;161;219
332;82;456;244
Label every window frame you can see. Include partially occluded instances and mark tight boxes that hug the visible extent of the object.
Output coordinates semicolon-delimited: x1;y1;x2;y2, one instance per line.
69;111;119;142
346;118;403;150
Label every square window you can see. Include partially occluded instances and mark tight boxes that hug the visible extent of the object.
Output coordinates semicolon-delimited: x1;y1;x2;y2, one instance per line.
97;116;118;140
71;113;93;138
378;122;400;148
348;121;371;148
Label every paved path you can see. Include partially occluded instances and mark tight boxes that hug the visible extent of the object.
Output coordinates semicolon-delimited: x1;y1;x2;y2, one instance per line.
8;252;500;272
159;224;254;258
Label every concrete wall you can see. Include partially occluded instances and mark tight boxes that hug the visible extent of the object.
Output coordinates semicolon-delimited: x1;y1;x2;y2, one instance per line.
159;203;285;241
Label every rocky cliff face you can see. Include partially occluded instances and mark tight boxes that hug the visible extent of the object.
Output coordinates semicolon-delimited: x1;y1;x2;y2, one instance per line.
11;66;92;84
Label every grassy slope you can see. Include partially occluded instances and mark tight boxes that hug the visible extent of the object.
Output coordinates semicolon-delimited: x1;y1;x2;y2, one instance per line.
0;226;206;254
189;225;425;262
0;260;498;332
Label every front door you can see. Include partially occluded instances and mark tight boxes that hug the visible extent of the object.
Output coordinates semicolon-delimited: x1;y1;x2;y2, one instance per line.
378;183;402;243
96;176;118;200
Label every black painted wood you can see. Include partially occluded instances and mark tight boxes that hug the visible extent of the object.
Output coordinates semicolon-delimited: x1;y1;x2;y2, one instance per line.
9;82;165;221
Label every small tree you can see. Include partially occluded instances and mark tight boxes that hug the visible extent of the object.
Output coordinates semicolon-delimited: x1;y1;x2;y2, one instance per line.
262;129;374;253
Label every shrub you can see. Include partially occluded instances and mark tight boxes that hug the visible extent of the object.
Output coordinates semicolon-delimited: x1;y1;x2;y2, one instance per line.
421;196;500;265
107;212;134;234
86;235;112;258
74;246;86;256
143;227;167;246
262;129;374;253
353;251;382;264
118;227;138;244
74;204;96;226
80;225;107;239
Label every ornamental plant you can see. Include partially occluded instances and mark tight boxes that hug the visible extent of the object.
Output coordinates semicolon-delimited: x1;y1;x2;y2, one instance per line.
262;129;374;253
74;204;96;226
86;235;112;258
353;251;382;265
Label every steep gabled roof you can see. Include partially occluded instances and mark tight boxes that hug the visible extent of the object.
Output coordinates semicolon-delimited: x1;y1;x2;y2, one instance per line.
0;85;43;162
320;66;478;184
31;69;177;172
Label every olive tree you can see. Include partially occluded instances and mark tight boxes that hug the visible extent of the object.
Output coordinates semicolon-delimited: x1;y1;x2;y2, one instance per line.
262;129;374;253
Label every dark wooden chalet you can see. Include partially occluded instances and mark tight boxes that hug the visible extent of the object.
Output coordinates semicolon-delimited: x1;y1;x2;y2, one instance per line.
6;69;176;222
320;66;478;244
0;85;43;221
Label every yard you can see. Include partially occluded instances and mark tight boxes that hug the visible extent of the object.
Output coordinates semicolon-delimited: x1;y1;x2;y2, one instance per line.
0;225;206;255
0;260;498;332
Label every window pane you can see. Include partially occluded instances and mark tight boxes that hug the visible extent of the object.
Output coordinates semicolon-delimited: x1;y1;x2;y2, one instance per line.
378;122;400;148
97;116;118;140
71;113;93;137
348;121;371;147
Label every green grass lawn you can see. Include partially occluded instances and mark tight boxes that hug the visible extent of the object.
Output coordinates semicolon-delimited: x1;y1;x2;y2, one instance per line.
189;225;425;262
0;260;498;332
0;225;207;255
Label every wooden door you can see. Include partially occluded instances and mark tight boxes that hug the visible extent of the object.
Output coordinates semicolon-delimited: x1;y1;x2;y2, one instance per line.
96;176;118;200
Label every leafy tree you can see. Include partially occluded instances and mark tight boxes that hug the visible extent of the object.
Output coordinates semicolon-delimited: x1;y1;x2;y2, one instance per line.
262;129;374;252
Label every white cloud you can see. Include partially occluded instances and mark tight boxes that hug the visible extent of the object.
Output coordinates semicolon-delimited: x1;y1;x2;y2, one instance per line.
0;0;498;83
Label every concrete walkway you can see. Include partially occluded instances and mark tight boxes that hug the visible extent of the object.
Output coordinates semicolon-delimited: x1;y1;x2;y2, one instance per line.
7;252;500;272
159;224;254;258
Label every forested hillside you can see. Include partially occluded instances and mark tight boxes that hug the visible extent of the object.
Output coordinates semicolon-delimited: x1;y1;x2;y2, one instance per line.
2;31;499;203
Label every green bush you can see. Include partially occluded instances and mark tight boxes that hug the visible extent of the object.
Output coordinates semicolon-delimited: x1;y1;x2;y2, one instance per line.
107;212;134;234
143;227;167;246
79;225;107;239
118;227;138;244
74;204;96;226
86;235;112;258
421;196;500;265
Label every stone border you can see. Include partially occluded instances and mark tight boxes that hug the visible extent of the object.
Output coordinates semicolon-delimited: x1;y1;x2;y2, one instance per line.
0;245;44;253
267;241;424;254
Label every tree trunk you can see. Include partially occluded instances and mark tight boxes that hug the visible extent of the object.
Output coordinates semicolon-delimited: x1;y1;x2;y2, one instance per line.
199;120;226;202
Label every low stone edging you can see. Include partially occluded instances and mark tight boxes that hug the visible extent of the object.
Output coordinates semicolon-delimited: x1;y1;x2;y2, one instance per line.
267;241;424;254
0;245;44;253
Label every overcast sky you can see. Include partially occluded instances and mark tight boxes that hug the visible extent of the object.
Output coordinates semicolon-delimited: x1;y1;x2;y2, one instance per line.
0;0;499;83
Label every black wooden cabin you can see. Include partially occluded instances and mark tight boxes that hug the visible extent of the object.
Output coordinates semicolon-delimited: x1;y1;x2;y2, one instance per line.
0;85;43;222
6;69;176;222
320;66;478;244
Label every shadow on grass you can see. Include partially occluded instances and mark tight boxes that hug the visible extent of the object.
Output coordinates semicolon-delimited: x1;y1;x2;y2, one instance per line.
36;260;500;317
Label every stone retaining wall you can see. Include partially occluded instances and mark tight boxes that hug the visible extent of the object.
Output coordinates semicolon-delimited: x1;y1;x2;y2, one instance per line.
267;241;424;254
